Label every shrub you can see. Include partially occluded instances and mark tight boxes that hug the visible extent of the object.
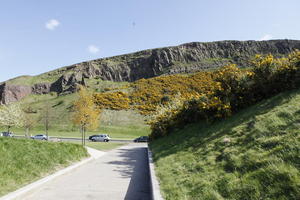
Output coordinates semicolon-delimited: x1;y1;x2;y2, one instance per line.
149;96;185;139
94;72;219;115
213;64;254;111
149;50;300;139
130;72;218;115
93;91;130;110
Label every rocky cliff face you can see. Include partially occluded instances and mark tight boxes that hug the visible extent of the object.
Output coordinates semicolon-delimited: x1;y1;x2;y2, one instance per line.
1;40;300;104
64;39;300;82
0;84;32;104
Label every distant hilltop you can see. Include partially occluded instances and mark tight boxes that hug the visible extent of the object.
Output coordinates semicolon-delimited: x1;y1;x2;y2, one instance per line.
1;39;300;104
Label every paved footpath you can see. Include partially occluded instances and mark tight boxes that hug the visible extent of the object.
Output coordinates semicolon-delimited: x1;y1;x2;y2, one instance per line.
19;143;151;200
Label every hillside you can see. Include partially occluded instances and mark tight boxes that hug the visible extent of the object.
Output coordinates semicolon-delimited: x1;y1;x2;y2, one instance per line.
1;40;300;104
0;40;299;140
9;92;150;139
150;88;300;200
0;137;87;196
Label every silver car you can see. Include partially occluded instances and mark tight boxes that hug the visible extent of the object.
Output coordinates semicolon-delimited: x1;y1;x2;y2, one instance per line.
90;134;110;142
31;134;48;140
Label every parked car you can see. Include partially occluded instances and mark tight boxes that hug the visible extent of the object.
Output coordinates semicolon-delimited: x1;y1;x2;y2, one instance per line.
31;134;48;140
134;136;149;143
1;132;14;137
89;134;110;142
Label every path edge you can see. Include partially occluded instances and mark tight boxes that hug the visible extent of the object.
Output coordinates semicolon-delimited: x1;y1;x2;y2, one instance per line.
147;145;164;200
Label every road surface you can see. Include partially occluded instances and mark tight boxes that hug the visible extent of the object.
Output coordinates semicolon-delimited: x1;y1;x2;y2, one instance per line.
18;143;151;200
14;135;133;143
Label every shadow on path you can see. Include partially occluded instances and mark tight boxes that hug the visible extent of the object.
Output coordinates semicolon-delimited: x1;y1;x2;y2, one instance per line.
107;145;151;200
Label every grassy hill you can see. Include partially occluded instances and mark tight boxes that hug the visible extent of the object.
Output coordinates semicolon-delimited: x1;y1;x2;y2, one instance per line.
150;88;300;200
3;70;218;139
5;89;150;139
1;70;217;139
0;137;88;196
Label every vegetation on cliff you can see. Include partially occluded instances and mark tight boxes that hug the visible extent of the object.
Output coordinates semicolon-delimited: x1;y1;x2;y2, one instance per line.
93;72;219;115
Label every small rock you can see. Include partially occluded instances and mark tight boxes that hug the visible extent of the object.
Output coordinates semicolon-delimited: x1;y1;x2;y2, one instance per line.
223;137;231;144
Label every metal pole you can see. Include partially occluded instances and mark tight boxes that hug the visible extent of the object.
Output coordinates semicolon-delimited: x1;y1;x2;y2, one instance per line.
83;127;86;146
81;126;83;146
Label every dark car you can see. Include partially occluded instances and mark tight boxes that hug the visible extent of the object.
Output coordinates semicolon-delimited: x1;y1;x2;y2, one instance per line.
134;136;149;143
1;132;14;137
89;135;98;140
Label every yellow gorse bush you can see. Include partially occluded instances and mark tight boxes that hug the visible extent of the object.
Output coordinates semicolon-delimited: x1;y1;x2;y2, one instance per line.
93;91;130;110
94;72;219;115
288;49;300;67
129;72;218;114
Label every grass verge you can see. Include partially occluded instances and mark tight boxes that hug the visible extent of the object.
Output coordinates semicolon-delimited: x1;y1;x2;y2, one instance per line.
150;89;300;200
0;137;88;197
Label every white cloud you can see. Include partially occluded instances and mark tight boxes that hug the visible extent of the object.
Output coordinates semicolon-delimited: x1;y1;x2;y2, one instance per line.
88;45;99;54
45;19;60;30
259;34;273;41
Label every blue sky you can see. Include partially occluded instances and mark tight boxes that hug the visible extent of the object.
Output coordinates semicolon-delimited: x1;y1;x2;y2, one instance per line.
0;0;299;82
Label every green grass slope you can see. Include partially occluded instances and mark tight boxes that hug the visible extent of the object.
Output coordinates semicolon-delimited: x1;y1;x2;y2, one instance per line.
150;89;300;200
5;92;150;139
0;138;88;196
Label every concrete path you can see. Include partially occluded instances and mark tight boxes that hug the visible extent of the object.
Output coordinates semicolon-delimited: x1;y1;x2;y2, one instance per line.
18;143;151;200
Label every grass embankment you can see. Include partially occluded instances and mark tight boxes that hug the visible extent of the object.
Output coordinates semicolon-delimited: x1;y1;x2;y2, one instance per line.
150;89;300;200
0;137;88;197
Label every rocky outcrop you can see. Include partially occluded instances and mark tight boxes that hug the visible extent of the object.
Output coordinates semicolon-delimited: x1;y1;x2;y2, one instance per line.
0;83;32;104
1;40;300;104
32;83;51;94
50;72;86;94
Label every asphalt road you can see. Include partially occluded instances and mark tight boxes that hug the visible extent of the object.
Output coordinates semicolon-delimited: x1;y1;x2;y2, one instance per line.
13;135;133;143
19;143;151;200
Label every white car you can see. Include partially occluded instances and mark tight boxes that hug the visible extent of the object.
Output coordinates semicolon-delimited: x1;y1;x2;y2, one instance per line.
89;134;110;142
31;134;48;140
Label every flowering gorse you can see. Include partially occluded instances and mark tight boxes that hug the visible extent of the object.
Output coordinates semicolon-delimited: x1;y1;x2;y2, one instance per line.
92;51;300;140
